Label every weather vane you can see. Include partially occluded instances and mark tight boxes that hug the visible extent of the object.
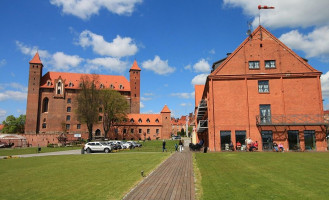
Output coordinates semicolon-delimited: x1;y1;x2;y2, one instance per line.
258;5;275;26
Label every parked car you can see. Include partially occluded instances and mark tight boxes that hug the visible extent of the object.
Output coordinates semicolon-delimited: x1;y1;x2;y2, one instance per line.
84;142;112;153
172;135;181;140
127;141;142;148
0;142;13;148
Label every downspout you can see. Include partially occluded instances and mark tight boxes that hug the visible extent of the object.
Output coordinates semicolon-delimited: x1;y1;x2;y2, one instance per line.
211;77;216;151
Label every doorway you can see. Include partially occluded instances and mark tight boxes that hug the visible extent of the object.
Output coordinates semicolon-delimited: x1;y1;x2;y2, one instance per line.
261;130;273;151
220;131;231;151
304;130;316;150
288;130;300;151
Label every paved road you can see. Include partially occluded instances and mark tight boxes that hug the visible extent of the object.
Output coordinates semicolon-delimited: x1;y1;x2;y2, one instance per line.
0;149;81;159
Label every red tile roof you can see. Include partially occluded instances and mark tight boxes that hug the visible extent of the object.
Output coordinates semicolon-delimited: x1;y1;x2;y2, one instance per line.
123;114;162;126
29;52;42;64
40;72;131;92
195;85;204;108
130;60;141;71
161;105;171;113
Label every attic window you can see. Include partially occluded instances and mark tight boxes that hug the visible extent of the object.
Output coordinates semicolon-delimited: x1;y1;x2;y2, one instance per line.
100;84;104;89
138;118;142;123
69;82;73;87
265;60;276;69
146;118;150;123
47;80;51;86
120;85;124;89
130;118;135;123
249;61;260;69
110;84;114;89
155;119;159;123
79;83;83;88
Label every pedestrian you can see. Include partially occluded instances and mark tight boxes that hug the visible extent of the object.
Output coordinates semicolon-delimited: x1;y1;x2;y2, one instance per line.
162;140;167;152
175;143;178;152
179;140;183;152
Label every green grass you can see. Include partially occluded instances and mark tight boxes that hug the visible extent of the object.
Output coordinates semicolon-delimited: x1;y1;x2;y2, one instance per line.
0;146;81;156
129;139;179;152
195;152;329;200
0;153;170;200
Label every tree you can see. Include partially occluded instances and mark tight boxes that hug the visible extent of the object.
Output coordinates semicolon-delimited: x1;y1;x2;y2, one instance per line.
76;75;100;141
180;128;185;136
100;89;129;138
2;114;26;133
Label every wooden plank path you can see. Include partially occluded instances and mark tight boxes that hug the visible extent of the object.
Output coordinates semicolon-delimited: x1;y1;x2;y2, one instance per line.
123;147;195;200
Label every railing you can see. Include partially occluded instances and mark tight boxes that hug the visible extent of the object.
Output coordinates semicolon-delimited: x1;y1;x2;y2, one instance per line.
256;114;329;126
197;99;207;120
197;120;208;133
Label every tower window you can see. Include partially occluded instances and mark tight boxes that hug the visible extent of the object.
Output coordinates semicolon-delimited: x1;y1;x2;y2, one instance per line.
77;124;81;129
67;107;71;112
67;98;71;103
42;98;49;113
66;115;71;121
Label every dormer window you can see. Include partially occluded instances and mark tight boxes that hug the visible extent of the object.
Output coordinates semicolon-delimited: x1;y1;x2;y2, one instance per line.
120;84;123;89
56;80;63;95
130;118;135;123
47;80;51;86
138;118;142;123
79;83;83;88
155;119;159;123
69;82;73;87
110;84;114;89
100;84;104;89
146;118;150;123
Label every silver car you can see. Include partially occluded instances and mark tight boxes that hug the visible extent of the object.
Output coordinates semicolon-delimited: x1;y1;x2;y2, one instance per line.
84;142;112;153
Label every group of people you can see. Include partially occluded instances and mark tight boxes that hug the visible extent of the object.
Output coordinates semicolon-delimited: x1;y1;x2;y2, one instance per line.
162;139;184;152
228;138;258;152
273;142;284;152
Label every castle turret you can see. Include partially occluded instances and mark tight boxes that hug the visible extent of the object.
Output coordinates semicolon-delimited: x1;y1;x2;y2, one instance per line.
129;60;141;114
25;52;43;134
161;105;171;139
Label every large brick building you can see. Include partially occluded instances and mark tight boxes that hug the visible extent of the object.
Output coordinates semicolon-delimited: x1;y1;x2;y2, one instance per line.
195;26;328;151
24;53;171;146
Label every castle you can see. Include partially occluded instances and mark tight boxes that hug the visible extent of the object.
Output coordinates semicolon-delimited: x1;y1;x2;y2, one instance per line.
25;53;171;146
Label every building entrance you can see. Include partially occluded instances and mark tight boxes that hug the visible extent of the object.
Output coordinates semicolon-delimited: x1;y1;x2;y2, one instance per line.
304;130;316;150
261;130;273;151
220;131;231;151
288;130;300;151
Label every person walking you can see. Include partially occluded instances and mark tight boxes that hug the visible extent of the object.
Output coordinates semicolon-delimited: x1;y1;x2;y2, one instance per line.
179;140;183;152
175;143;178;152
162;140;167;152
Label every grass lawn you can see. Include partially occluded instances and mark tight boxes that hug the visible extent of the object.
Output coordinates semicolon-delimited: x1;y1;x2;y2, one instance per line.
129;139;179;152
195;152;329;200
0;153;170;200
0;146;81;157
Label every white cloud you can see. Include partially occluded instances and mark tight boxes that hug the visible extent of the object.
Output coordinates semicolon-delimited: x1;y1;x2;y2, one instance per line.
279;27;329;60
321;71;329;99
142;56;175;75
209;49;215;54
141;97;152;101
51;52;84;70
193;59;210;73
144;93;154;96
16;41;51;59
140;102;145;108
0;59;6;67
0;91;27;101
9;83;28;92
79;30;138;57
223;0;329;29
180;103;192;107
191;74;208;85
171;92;195;99
0;109;6;122
50;0;142;20
184;64;192;71
87;57;128;73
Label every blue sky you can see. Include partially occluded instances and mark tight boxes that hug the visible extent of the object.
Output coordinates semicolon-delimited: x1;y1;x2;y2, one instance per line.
0;0;329;122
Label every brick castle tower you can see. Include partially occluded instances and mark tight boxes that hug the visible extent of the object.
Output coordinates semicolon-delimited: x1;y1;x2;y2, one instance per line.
129;60;141;114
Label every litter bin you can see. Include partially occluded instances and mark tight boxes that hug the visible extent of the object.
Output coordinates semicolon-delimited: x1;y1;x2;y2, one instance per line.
81;148;85;154
203;147;207;153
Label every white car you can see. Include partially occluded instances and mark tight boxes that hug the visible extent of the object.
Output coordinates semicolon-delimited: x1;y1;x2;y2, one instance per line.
84;142;112;153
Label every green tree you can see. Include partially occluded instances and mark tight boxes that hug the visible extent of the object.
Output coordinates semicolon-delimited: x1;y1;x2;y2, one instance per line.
2;114;26;133
76;75;100;141
100;89;129;138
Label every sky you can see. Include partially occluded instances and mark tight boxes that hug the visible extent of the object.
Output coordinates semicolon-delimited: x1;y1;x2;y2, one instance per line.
0;0;329;122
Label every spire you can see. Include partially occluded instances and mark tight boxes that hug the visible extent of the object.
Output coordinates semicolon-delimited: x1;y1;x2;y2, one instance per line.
130;60;141;71
29;52;42;64
161;105;171;113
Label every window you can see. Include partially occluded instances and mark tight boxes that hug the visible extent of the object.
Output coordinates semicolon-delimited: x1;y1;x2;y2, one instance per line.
47;80;51;86
123;129;127;134
110;84;114;89
258;80;269;93
67;98;71;103
138;118;142;123
120;84;123;89
260;105;271;124
155;119;159;123
146;118;150;123
67;107;71;112
220;131;231;151
156;129;159;134
69;82;73;87
99;107;102;112
147;129;150;134
77;124;81;129
249;61;260;69
131;129;134;134
265;60;276;69
66;115;71;121
66;124;70;130
139;129;142;134
304;130;316;150
130;118;135;123
42;98;49;113
100;84;104;89
99;116;102;121
42;123;47;128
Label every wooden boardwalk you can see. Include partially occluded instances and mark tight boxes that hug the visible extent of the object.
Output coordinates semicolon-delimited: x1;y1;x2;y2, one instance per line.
123;148;195;200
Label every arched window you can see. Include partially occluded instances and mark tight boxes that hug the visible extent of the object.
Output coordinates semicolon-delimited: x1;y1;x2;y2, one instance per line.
42;98;49;113
56;80;63;95
130;118;135;123
155;119;159;123
138;118;142;123
146;118;150;123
